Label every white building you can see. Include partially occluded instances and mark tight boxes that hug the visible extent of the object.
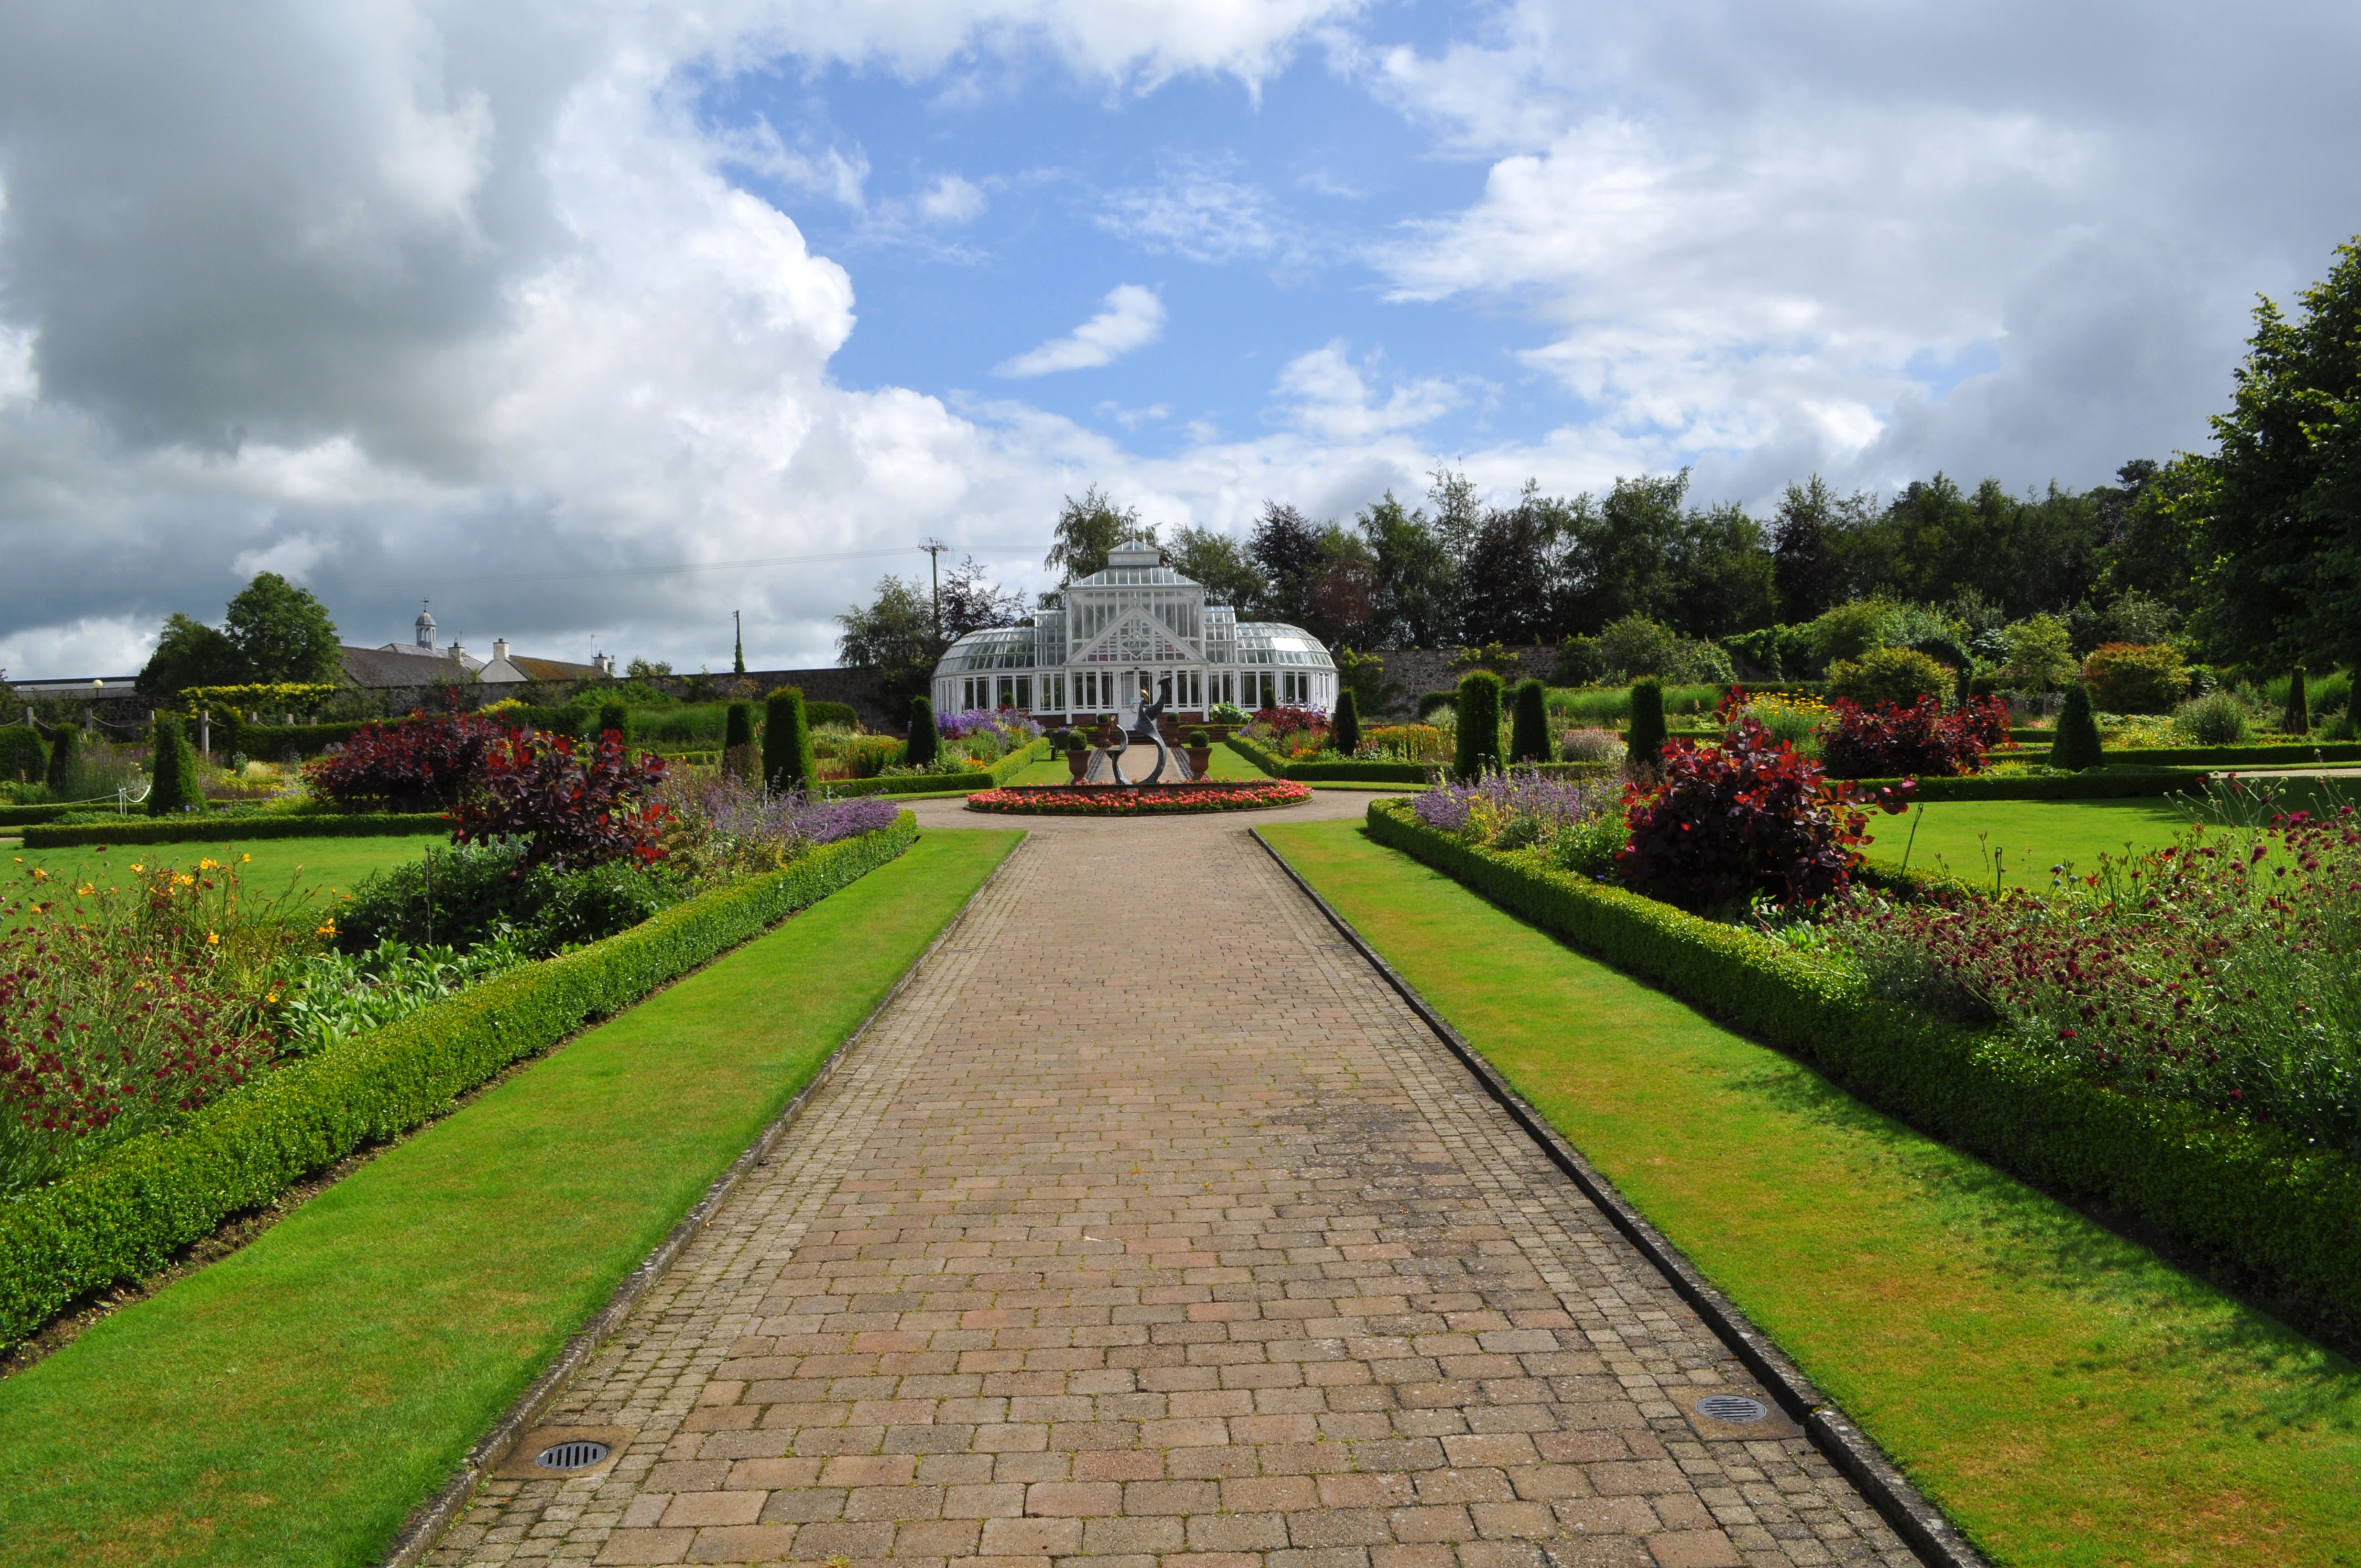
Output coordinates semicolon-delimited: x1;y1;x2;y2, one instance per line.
932;546;1335;721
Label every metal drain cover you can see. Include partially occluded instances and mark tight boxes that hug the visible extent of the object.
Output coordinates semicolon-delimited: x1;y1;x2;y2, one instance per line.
1696;1395;1770;1424
535;1439;612;1471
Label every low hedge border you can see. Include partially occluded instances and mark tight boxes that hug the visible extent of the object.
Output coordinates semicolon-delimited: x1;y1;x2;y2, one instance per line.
0;812;918;1348
1838;769;2215;803
0;803;88;827
222;719;367;759
21;812;451;848
2099;741;2361;767
1227;734;1434;783
1363;799;2361;1336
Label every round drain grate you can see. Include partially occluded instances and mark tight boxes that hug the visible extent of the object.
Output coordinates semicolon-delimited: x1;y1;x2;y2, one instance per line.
1696;1395;1770;1424
535;1440;612;1471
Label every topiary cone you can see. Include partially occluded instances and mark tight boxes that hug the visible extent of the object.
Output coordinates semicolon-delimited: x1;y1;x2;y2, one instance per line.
1332;689;1361;758
2284;667;2310;736
763;687;815;792
1455;671;1504;781
147;714;204;815
721;701;755;780
2050;682;2104;771
1626;679;1667;775
1510;678;1549;764
45;722;78;794
905;695;939;767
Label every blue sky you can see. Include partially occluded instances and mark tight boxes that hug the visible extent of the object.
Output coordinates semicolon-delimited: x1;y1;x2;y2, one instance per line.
3;1;2359;672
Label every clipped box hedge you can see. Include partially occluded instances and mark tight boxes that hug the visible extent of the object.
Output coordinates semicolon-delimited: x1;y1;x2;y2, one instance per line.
2099;741;2361;767
0;812;917;1347
1363;799;2361;1334
1844;768;2216;803
1227;734;1432;783
22;812;451;849
0;803;79;828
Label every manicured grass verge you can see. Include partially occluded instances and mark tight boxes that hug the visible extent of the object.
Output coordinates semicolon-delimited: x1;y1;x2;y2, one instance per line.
8;835;443;912
1863;797;2203;890
1357;801;2361;1337
1840;768;2213;802
1263;818;2361;1567
0;826;1020;1567
23;811;448;848
0;816;920;1347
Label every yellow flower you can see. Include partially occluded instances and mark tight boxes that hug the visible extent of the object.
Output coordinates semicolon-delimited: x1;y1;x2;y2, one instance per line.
266;993;280;1004
241;853;252;863
31;868;46;880
199;858;220;870
207;931;220;944
130;863;144;873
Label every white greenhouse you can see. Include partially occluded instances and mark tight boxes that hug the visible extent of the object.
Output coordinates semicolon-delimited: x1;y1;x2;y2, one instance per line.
932;546;1335;722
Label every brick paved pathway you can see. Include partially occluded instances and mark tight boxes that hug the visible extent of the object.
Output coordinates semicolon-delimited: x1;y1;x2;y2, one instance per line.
430;807;1916;1568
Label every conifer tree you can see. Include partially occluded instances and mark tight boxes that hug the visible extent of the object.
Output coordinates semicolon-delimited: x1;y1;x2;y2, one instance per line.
764;687;815;792
1455;671;1504;781
905;696;939;767
2051;682;2104;770
1510;678;1549;764
1332;689;1362;757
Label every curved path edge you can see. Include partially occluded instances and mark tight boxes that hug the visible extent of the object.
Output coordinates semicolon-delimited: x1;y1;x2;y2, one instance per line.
380;836;1029;1568
1247;829;1985;1568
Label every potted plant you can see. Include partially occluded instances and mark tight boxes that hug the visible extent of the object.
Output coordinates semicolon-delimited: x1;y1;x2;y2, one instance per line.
1065;729;1090;780
1187;728;1212;777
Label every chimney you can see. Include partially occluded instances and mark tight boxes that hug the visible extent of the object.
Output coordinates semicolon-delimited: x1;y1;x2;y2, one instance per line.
493;638;510;663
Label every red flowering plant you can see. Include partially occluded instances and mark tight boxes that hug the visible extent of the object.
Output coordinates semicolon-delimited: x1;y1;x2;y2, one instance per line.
450;728;673;870
0;856;296;1190
1820;695;2012;780
965;780;1310;814
1618;716;1912;912
304;710;507;812
1250;705;1331;759
1825;788;2361;1155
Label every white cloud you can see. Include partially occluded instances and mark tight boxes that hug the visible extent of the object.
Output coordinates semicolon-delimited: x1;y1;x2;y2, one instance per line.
1271;342;1459;441
1097;158;1294;264
997;285;1166;376
916;173;987;225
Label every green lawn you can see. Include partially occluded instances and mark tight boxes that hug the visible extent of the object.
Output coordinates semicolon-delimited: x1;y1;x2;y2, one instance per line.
1264;818;2361;1568
0;827;1021;1567
1863;777;2358;891
6;834;443;915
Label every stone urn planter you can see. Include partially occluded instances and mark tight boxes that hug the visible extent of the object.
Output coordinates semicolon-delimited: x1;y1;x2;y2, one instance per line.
1187;745;1212;777
1067;745;1090;781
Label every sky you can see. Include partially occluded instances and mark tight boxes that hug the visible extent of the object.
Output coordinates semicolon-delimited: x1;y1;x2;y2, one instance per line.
2;0;2358;677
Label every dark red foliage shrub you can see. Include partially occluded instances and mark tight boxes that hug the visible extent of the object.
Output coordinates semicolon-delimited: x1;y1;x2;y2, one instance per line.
304;711;505;811
1254;705;1327;738
450;729;672;871
1618;717;1911;910
1821;695;2011;780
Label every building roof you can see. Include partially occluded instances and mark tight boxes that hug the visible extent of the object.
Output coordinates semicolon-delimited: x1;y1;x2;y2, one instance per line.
340;643;484;688
481;653;606;684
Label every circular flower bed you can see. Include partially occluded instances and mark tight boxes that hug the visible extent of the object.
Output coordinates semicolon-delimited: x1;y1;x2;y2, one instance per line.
965;780;1312;814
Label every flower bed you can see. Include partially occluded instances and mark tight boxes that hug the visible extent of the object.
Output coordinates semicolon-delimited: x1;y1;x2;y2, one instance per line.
1363;797;2361;1334
964;780;1312;814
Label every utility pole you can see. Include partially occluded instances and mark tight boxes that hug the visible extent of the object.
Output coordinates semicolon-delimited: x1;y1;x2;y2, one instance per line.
919;539;949;647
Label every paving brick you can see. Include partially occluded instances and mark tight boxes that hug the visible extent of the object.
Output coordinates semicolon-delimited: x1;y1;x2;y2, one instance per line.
427;813;1911;1568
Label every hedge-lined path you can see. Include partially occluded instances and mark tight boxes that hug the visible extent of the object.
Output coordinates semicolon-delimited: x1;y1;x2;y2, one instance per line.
432;808;1913;1568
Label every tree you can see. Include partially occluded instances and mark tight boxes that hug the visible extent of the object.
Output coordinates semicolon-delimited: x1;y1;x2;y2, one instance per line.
1306;522;1379;646
2193;237;2361;678
938;556;1029;641
1558;472;1692;633
1332;689;1362;756
2000;614;2077;690
1357;491;1458;646
1046;486;1152;584
836;575;939;705
624;656;673;678
1249;502;1323;624
137;612;246;695
223;572;342;684
1166;526;1267;612
1460;499;1555;645
1771;478;1846;622
44;722;77;793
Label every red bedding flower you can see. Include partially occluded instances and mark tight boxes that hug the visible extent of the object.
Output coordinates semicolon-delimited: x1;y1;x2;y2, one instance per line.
965;781;1312;815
